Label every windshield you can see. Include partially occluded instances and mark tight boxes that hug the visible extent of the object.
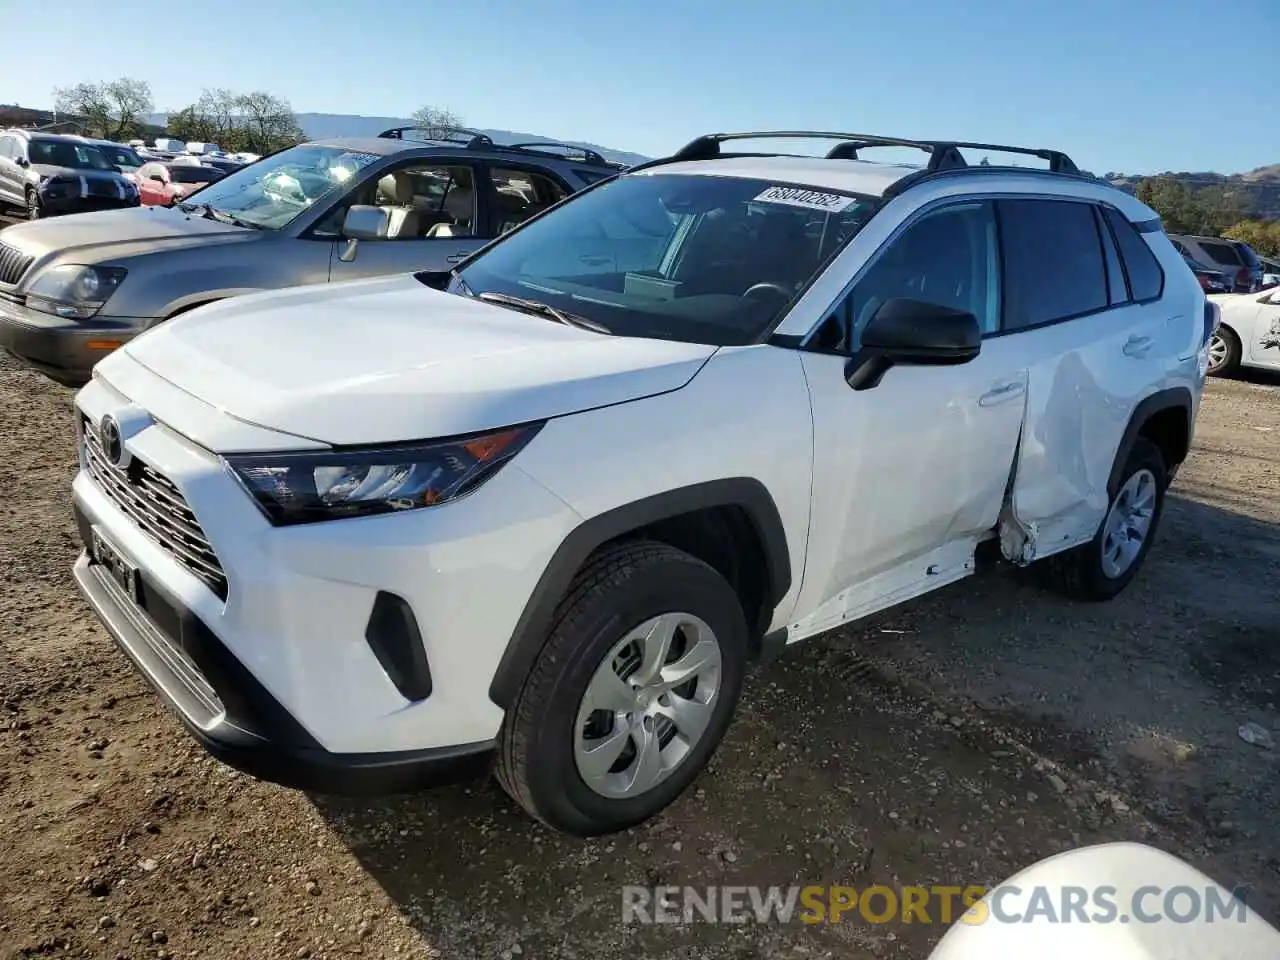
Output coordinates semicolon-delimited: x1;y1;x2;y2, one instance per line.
455;174;878;345
29;140;113;171
100;145;142;171
177;144;383;230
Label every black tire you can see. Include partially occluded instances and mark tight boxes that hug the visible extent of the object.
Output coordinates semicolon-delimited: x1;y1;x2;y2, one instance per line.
1207;326;1241;377
1041;437;1167;601
25;189;41;220
495;540;748;836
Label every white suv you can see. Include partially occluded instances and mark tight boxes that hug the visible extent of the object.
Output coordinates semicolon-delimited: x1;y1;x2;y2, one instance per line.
71;131;1214;836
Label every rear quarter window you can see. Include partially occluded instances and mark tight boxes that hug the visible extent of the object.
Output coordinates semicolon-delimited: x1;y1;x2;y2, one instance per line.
1102;207;1164;302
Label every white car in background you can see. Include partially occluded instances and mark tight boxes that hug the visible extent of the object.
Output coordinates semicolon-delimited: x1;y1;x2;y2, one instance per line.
1207;287;1280;375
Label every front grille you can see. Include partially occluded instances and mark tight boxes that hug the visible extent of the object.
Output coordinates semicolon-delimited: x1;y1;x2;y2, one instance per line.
82;415;228;600
0;241;33;286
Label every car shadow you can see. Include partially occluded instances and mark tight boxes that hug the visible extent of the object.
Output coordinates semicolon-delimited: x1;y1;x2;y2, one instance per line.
309;490;1278;955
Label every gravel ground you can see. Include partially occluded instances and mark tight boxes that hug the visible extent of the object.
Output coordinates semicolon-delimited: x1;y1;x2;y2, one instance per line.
1;349;1277;960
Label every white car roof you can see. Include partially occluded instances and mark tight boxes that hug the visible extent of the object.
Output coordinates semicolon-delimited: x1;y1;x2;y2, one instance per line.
631;154;924;198
627;153;1159;223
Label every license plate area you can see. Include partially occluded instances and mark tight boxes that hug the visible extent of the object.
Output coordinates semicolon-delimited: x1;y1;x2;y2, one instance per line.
91;527;141;605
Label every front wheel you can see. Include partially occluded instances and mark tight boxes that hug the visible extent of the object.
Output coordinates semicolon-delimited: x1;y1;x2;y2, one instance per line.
25;189;41;220
1042;437;1167;601
496;541;748;836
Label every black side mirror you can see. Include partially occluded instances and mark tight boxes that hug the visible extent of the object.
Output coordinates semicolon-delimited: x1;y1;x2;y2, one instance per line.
15;157;29;168
845;298;981;390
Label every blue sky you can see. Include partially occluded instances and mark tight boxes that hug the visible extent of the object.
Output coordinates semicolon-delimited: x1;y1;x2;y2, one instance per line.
5;0;1274;175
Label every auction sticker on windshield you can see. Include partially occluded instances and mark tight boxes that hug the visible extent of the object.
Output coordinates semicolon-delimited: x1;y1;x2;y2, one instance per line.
753;185;857;212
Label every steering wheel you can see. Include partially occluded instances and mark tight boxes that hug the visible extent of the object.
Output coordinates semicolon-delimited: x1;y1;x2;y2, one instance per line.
741;282;793;301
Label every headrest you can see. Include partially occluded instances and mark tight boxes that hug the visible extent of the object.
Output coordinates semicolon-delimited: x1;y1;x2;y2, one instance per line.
377;172;414;205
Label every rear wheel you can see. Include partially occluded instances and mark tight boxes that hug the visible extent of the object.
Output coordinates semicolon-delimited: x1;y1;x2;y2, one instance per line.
496;541;748;836
1042;437;1167;601
1207;327;1241;376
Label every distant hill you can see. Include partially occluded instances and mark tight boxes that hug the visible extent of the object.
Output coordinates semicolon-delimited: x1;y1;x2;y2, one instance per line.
1107;163;1280;221
145;111;652;168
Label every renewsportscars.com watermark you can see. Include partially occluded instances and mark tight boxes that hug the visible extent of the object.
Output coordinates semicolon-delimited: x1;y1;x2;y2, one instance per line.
622;883;1253;926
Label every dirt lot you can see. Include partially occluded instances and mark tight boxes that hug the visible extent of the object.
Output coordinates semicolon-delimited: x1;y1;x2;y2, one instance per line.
1;349;1277;960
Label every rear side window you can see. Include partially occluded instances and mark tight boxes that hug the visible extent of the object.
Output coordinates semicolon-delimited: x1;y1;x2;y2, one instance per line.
1102;207;1164;302
1199;241;1242;266
998;199;1108;330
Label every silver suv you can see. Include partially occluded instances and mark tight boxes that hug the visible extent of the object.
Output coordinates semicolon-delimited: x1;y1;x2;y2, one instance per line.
0;128;621;385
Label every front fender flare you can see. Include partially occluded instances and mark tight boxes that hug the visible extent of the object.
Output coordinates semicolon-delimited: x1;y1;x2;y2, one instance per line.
487;478;792;709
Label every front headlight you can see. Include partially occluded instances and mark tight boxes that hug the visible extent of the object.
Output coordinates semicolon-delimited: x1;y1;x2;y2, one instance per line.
224;424;543;526
26;264;128;319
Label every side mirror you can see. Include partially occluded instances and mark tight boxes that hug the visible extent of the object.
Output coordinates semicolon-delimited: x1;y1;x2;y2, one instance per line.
15;157;29;168
845;298;982;391
338;205;391;262
149;173;165;182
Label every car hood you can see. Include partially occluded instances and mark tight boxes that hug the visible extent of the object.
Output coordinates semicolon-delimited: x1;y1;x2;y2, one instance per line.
2;205;254;268
112;275;717;446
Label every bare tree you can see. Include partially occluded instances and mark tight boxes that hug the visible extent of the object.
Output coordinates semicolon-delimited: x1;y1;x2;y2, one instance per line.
54;78;154;140
194;88;239;144
236;91;305;154
411;105;464;139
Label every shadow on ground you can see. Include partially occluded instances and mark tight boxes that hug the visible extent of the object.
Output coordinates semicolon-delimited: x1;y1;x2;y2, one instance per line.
311;492;1279;957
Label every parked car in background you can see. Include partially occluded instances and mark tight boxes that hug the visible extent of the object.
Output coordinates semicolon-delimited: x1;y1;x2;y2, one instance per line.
68;130;1208;834
201;157;246;176
0;130;618;385
137;161;226;206
1169;234;1263;292
1207;286;1280;375
1181;253;1231;293
0;130;140;219
84;139;146;184
1259;255;1279;289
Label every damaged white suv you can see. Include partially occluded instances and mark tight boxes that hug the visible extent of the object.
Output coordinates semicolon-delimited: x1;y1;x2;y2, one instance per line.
72;131;1214;836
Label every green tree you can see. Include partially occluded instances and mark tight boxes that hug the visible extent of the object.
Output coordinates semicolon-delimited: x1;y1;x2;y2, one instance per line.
1224;219;1280;258
53;77;154;140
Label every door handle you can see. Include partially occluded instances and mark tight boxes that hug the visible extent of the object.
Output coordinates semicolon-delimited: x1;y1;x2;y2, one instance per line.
579;255;611;266
445;253;467;264
978;381;1026;407
1123;335;1153;358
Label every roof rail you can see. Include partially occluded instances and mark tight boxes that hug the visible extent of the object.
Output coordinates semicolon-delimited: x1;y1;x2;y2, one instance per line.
668;130;1081;175
377;125;495;148
377;127;613;166
506;141;609;167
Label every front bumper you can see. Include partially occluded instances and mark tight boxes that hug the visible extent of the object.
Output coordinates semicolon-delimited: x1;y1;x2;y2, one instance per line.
0;297;142;386
72;371;582;782
72;528;494;794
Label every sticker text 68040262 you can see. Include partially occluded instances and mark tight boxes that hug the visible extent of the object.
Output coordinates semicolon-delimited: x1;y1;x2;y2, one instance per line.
753;185;857;213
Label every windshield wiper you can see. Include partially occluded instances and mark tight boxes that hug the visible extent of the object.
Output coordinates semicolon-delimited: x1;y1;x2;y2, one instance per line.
176;201;263;230
475;291;610;334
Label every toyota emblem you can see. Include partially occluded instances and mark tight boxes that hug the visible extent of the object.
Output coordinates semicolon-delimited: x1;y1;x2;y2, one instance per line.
100;416;124;466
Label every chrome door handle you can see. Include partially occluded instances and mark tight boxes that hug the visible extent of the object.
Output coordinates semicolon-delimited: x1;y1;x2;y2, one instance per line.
445;253;468;264
1123;335;1153;358
978;381;1026;407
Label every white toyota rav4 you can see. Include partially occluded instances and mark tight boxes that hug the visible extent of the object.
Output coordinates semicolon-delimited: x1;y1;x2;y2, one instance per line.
71;131;1215;836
